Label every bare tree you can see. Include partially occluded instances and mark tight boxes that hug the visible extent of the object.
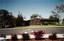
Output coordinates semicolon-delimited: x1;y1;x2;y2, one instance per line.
51;0;64;25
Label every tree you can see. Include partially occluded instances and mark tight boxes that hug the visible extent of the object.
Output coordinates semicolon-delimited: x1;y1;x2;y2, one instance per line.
51;2;64;25
0;9;9;16
62;18;64;25
56;3;64;24
7;15;16;28
16;14;24;26
49;11;60;24
0;9;16;28
56;3;64;13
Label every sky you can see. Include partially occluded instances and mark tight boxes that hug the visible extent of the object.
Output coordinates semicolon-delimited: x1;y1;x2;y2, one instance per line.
0;0;63;19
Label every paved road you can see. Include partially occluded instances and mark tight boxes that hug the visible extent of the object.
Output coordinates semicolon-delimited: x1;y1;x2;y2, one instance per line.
0;27;64;35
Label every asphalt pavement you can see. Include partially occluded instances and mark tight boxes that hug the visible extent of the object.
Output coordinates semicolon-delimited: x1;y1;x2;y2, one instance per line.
0;26;64;35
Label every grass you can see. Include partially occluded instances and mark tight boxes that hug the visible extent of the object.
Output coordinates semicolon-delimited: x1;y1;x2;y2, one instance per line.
16;25;64;29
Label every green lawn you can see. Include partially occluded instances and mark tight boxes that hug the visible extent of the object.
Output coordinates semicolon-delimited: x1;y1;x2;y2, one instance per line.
16;25;64;29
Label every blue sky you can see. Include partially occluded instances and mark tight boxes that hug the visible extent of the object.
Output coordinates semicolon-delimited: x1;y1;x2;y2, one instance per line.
0;0;63;19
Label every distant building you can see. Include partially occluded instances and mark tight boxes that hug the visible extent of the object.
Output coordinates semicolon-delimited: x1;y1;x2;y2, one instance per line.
30;18;58;25
30;18;42;25
22;16;59;26
30;16;42;25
